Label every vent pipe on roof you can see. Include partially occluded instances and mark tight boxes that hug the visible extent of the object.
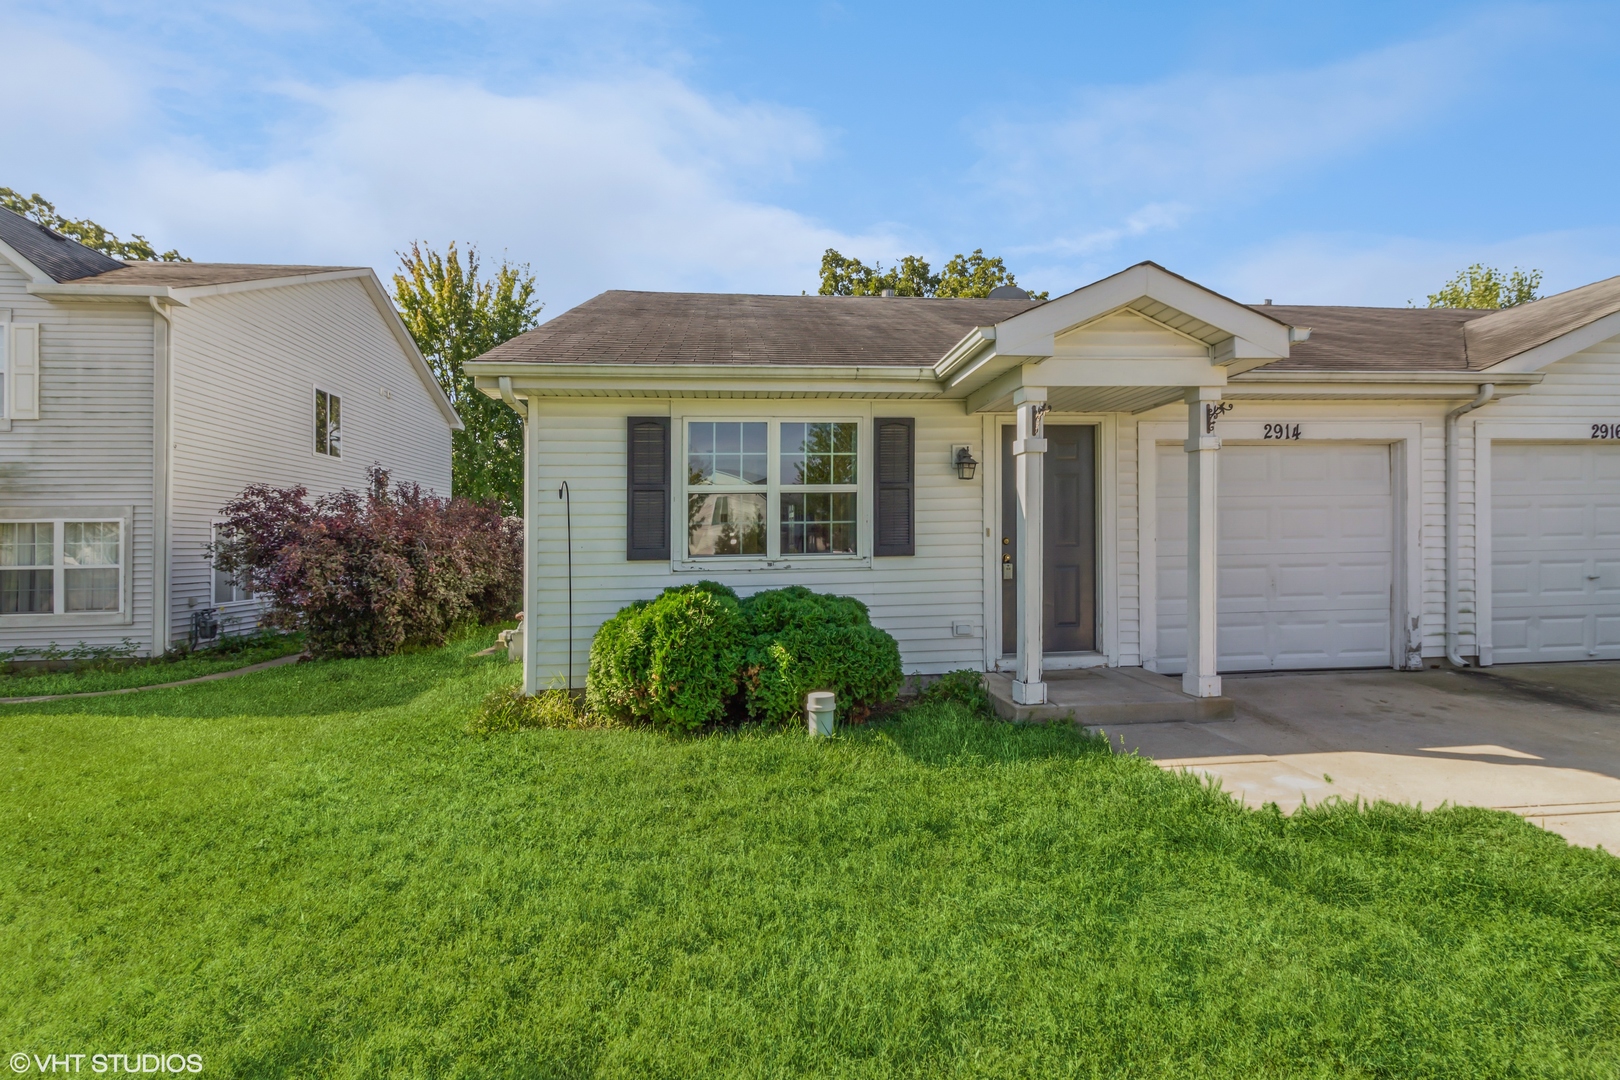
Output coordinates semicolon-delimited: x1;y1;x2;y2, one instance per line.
879;288;895;297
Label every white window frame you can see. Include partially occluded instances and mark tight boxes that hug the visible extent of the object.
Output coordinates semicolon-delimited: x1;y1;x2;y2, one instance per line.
314;385;343;458
675;413;871;570
0;506;134;627
210;522;256;606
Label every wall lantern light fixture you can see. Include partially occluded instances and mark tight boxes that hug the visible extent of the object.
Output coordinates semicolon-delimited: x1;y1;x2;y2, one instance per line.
952;444;979;480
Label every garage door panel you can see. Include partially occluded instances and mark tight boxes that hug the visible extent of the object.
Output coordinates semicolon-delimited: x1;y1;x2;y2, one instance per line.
1158;442;1392;673
1491;443;1620;664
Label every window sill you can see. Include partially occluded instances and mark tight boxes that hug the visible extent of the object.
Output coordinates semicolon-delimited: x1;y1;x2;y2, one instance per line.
674;556;871;573
0;611;133;629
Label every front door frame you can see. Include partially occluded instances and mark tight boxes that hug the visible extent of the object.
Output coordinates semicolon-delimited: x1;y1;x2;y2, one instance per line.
983;411;1118;670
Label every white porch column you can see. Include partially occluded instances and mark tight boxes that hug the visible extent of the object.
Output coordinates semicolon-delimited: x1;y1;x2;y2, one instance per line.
1183;387;1223;698
1013;387;1048;705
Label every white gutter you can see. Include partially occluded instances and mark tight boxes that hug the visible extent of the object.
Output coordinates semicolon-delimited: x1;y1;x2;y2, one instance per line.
148;297;175;656
1445;383;1495;668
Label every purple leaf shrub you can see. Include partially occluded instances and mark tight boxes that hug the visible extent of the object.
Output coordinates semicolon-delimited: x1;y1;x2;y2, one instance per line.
212;466;522;658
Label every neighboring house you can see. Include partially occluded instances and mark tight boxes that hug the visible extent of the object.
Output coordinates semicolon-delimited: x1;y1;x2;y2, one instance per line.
0;206;458;656
468;262;1620;703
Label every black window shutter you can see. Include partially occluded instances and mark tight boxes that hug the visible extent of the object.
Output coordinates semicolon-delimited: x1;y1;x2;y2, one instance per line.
873;417;915;557
626;417;671;560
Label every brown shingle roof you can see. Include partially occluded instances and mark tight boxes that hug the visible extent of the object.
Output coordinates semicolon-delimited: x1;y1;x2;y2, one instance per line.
476;290;1041;366
60;262;363;287
1465;274;1620;368
1248;306;1492;371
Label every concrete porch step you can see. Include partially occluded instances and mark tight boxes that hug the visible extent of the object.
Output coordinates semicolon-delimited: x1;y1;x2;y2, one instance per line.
985;667;1234;725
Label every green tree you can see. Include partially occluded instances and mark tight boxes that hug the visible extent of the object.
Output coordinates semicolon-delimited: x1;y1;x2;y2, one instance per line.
1426;264;1543;309
393;242;543;514
818;247;1047;299
0;187;187;262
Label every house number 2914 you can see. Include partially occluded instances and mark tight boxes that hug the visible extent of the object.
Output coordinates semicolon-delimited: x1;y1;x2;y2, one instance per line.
1592;424;1620;439
1263;423;1302;440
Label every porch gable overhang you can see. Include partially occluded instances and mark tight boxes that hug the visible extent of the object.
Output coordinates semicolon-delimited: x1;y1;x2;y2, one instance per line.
936;262;1302;413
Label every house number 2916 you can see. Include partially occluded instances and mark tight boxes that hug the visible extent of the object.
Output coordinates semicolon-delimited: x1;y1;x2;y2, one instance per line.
1263;423;1302;440
1592;424;1620;439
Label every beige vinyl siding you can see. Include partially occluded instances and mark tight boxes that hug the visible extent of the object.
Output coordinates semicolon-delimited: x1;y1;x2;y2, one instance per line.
528;399;987;685
0;259;159;653
167;277;453;641
1115;415;1141;665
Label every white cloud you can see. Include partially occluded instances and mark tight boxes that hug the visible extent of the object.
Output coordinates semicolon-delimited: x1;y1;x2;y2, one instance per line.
968;16;1530;258
1214;229;1620;307
113;72;891;308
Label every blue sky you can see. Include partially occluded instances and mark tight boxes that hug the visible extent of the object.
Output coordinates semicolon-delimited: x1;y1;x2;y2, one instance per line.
4;1;1619;316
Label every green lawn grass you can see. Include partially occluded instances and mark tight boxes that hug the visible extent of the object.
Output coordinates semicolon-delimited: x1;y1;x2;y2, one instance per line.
0;633;304;698
1;630;1617;1078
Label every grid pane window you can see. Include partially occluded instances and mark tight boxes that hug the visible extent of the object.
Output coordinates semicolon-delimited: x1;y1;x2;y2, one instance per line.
315;389;343;457
780;422;857;485
64;522;120;612
213;525;254;604
0;522;53;614
780;492;857;555
687;422;767;486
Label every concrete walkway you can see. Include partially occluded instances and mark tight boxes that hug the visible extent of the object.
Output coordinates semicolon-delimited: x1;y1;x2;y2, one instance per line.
0;653;303;705
1102;663;1620;852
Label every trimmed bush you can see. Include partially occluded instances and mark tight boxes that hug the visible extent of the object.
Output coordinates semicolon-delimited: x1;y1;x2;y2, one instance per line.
741;586;902;725
586;582;748;731
212;466;522;658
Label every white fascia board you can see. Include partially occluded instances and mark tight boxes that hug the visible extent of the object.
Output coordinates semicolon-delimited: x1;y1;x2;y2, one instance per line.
1233;370;1543;384
1478;309;1620;373
993;264;1292;359
934;326;996;381
0;238;53;284
27;281;189;303
354;272;462;431
471;362;942;398
1028;356;1226;388
168;267;373;301
1225;370;1541;400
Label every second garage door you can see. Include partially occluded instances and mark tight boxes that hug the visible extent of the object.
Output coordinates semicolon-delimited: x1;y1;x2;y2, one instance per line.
1491;442;1620;663
1156;442;1394;673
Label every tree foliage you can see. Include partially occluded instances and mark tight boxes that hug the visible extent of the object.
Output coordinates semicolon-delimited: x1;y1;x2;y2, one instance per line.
818;248;1048;300
393;242;543;513
0;187;187;262
1426;264;1543;309
211;466;522;659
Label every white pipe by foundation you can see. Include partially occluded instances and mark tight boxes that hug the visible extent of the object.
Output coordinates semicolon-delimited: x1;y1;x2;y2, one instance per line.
1445;383;1494;668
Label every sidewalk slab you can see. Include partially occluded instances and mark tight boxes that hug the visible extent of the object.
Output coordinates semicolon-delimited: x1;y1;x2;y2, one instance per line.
986;667;1233;725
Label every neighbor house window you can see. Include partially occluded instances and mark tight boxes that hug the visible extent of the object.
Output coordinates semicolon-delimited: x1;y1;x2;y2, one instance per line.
0;519;123;615
315;388;342;457
212;524;254;604
684;419;859;559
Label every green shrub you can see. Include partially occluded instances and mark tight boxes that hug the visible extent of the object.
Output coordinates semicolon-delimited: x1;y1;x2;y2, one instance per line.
585;582;747;731
741;586;902;724
918;669;993;716
470;685;608;735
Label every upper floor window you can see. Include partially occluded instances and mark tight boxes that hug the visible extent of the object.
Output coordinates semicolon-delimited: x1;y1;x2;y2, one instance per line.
315;388;342;457
0;519;123;614
684;419;859;559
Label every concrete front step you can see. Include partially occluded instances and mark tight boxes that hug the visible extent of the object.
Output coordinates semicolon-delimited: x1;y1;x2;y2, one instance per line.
985;668;1234;725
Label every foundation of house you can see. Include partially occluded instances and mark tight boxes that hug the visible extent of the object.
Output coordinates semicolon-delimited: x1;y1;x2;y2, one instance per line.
985;666;1234;725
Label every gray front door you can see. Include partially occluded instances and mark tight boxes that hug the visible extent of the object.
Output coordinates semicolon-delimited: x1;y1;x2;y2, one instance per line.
1002;424;1097;654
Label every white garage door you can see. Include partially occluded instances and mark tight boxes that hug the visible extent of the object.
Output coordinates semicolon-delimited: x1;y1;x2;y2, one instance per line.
1157;442;1393;673
1491;443;1620;663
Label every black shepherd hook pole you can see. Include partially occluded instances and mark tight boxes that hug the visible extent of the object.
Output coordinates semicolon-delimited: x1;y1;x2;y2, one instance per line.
558;481;573;689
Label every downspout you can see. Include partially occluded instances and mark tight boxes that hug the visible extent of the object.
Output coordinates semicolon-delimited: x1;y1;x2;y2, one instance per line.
496;377;540;694
149;297;174;657
1445;383;1494;668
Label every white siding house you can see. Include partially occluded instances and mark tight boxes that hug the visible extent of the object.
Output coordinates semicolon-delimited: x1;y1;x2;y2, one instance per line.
0;206;457;656
467;263;1620;706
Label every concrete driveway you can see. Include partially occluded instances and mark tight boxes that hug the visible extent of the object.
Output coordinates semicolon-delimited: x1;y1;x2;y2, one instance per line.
1105;662;1620;852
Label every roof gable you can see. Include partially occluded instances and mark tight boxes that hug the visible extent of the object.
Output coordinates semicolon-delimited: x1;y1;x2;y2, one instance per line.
0;205;124;283
1465;274;1620;370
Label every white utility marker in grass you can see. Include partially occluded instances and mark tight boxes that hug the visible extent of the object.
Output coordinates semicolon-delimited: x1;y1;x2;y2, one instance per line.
807;692;835;737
